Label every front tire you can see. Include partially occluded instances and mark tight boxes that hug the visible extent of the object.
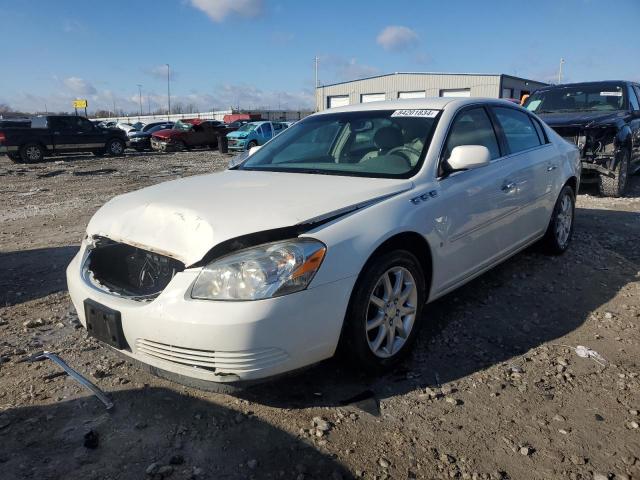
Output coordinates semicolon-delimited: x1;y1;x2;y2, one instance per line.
598;149;629;197
340;250;425;371
246;140;258;151
539;185;575;255
20;143;44;163
106;139;125;156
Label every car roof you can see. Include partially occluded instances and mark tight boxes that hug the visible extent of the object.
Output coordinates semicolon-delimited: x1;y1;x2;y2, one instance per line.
314;97;521;115
534;80;630;91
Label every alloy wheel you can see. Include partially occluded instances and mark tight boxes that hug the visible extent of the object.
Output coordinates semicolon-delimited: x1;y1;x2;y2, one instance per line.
26;146;41;161
555;193;573;248
110;141;123;155
366;267;418;358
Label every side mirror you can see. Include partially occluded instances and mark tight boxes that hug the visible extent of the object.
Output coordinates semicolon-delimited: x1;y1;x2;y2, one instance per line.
248;145;262;156
446;145;491;172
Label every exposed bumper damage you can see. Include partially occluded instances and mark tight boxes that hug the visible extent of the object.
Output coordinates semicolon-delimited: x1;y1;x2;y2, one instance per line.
553;124;622;181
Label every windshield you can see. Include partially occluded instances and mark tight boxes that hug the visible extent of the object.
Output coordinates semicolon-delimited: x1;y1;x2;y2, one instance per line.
238;123;258;132
524;83;628;113
174;120;193;131
236;109;440;178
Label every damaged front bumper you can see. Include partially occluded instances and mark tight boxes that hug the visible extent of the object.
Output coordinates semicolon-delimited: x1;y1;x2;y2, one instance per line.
65;241;353;387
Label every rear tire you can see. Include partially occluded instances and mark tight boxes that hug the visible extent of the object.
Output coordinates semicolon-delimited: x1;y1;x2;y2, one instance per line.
340;250;426;371
539;185;575;255
106;139;125;156
20;143;44;163
598;149;629;197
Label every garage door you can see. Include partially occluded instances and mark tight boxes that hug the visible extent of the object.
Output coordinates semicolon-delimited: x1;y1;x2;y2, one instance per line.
327;95;350;108
440;89;471;98
398;91;426;99
361;93;386;103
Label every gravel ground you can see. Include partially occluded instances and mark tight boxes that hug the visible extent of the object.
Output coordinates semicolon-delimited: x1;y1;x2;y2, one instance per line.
0;151;639;480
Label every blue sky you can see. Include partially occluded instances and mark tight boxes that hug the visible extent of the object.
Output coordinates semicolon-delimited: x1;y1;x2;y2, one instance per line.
1;0;638;113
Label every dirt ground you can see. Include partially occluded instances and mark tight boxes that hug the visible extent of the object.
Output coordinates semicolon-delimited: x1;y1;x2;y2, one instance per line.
0;150;638;480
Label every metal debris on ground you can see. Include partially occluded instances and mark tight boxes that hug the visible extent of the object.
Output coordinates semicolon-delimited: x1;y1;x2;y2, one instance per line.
574;345;606;366
19;350;114;409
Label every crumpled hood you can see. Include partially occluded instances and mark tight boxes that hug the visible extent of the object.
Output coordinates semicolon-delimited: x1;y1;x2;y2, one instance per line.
86;170;413;266
538;110;626;128
152;129;182;140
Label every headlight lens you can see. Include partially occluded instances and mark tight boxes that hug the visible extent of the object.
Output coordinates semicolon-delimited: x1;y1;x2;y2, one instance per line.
191;238;326;301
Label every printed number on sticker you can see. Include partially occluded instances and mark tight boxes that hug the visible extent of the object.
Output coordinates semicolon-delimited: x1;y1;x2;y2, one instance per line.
391;109;439;118
600;91;622;97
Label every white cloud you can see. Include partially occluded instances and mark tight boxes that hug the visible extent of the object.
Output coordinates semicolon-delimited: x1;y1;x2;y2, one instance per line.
321;56;379;82
376;25;419;52
189;0;263;22
144;65;177;81
63;77;96;95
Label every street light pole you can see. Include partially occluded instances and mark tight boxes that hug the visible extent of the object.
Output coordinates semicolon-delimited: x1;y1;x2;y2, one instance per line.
558;58;565;84
166;63;171;121
137;84;143;118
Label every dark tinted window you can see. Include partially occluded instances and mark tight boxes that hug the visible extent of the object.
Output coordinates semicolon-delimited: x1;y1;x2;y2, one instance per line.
444;107;500;160
493;107;541;153
262;123;273;137
531;117;547;144
524;83;627;113
628;85;640;111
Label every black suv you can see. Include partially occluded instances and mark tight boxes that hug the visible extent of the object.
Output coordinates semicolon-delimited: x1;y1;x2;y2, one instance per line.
524;81;640;196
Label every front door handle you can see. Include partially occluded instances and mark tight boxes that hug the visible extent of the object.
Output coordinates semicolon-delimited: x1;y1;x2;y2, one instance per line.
547;165;558;172
501;181;516;192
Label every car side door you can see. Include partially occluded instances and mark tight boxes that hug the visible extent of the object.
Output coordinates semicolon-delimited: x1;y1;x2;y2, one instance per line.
490;106;557;244
49;117;84;152
430;105;524;296
259;122;273;144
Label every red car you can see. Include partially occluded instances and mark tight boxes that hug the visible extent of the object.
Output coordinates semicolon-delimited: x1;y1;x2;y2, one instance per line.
150;119;233;152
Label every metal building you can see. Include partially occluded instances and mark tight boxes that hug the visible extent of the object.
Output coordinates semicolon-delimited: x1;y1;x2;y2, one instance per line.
316;72;547;111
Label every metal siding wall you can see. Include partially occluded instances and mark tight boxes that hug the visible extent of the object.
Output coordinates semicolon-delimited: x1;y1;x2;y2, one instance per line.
316;74;504;110
500;76;548;100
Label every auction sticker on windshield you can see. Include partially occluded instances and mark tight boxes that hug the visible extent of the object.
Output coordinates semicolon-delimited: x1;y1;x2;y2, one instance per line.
600;91;622;96
391;109;439;118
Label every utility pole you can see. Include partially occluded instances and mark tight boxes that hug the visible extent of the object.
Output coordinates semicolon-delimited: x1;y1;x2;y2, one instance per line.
558;58;565;84
314;56;320;111
137;84;143;117
166;64;171;120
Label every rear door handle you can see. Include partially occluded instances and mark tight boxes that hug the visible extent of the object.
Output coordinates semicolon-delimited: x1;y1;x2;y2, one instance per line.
501;181;516;192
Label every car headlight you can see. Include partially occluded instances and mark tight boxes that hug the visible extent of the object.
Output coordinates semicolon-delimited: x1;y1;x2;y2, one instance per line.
191;238;326;301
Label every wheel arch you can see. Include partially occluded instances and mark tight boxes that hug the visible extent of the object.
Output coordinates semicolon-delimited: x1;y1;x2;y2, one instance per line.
357;231;433;299
564;175;578;195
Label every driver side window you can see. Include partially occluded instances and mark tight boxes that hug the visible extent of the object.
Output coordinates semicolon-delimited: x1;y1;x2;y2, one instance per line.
443;107;500;161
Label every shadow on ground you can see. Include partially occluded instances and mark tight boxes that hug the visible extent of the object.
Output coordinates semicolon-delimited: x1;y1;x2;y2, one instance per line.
0;246;78;306
0;387;346;480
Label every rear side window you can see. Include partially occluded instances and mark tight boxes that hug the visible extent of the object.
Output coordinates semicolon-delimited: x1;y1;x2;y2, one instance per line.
262;123;273;137
531;117;548;144
493;107;541;153
443;107;500;160
628;85;640;111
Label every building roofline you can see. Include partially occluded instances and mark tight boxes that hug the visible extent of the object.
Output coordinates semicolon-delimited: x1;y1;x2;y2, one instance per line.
318;71;548;89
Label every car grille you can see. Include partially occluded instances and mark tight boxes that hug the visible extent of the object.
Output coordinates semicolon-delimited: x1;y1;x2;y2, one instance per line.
84;236;185;300
135;339;289;373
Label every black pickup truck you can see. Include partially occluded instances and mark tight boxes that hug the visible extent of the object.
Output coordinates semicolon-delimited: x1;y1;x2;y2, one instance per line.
523;81;640;197
0;115;128;163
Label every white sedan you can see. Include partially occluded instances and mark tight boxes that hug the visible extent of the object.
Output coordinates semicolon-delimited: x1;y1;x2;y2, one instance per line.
66;98;580;388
